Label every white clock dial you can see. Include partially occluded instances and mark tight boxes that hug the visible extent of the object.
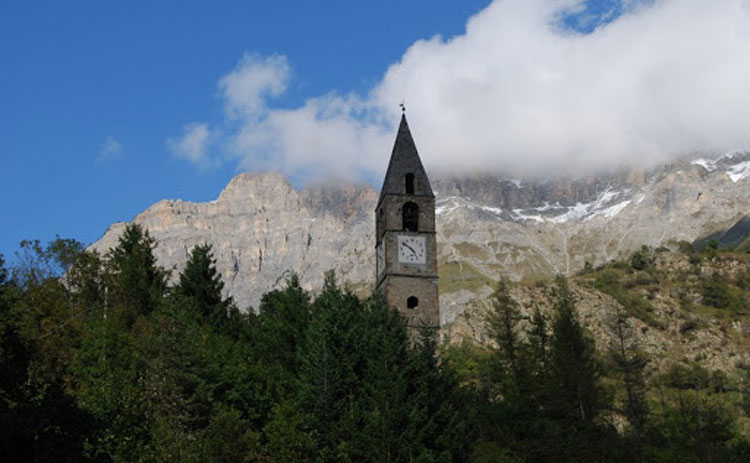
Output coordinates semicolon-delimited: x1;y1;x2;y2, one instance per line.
397;235;426;264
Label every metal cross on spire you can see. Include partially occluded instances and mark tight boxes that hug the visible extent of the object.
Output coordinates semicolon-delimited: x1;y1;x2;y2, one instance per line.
399;100;406;113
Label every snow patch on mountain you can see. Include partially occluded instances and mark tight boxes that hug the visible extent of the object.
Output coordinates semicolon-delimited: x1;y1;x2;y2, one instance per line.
512;188;632;223
511;210;546;222
597;199;632;219
727;162;750;183
436;186;633;224
479;205;502;215
691;151;750;183
435;196;463;216
691;158;716;171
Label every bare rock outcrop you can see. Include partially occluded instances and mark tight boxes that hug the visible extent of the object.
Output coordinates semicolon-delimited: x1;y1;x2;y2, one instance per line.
91;153;750;327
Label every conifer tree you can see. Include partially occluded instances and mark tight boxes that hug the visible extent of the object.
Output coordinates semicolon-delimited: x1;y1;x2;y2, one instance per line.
546;276;609;462
177;243;231;328
609;305;649;461
479;281;555;460
295;272;364;461
527;304;550;385
71;226;167;460
355;293;411;461
143;295;212;462
257;273;311;377
485;279;524;391
485;280;519;364
106;224;167;326
401;325;472;462
549;276;601;424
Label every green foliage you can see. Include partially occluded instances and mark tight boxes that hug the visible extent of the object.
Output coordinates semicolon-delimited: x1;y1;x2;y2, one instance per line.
177;243;231;326
702;275;731;309
1;246;96;462
677;240;696;255
456;277;619;462
548;277;604;428
256;273;311;381
484;279;523;384
630;246;650;270
438;261;492;293
12;238;85;287
592;269;662;328
106;224;167;327
645;390;742;463
289;278;471;462
659;364;728;391
608;306;649;459
3;229;749;462
441;340;494;398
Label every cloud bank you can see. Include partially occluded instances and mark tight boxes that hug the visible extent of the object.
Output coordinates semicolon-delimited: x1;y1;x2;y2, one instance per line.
168;123;213;167
98;136;123;161
172;0;750;180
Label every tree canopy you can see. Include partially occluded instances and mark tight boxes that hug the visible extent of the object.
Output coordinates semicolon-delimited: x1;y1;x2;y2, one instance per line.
1;228;748;462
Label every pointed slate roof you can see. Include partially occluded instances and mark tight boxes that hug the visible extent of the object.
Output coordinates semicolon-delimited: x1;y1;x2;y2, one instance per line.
378;114;434;206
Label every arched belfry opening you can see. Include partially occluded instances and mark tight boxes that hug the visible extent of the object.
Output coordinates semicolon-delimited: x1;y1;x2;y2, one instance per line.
407;296;419;309
405;173;415;194
403;201;419;232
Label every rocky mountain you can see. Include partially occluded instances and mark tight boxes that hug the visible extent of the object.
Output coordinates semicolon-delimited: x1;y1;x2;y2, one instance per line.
91;152;750;329
445;249;750;376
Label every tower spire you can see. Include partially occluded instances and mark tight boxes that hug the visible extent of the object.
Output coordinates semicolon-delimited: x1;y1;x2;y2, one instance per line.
377;113;434;207
375;114;439;331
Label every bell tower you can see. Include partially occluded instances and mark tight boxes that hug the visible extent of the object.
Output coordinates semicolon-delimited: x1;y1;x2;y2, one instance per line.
375;113;439;330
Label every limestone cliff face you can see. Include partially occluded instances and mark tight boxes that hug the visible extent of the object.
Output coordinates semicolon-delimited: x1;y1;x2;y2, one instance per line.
91;153;750;322
92;172;377;310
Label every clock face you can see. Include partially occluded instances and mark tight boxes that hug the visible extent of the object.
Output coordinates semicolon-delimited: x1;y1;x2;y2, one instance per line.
398;235;426;264
376;242;385;277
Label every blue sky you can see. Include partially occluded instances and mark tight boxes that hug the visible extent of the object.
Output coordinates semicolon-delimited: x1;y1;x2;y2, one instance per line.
3;0;750;262
1;0;491;260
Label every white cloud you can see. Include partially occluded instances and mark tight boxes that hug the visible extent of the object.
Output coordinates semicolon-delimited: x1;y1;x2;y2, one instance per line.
229;94;391;180
98;136;123;161
168;123;213;167
218;54;290;119
173;0;750;180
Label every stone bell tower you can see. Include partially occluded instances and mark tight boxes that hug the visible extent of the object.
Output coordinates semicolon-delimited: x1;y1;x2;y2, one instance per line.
375;113;439;329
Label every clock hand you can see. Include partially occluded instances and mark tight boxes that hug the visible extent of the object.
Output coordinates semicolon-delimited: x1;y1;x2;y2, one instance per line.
403;242;416;255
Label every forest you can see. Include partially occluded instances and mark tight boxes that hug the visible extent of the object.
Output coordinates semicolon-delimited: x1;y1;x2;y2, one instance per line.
1;224;748;462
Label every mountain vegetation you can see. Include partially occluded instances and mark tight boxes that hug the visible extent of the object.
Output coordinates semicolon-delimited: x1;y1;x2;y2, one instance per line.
1;225;748;461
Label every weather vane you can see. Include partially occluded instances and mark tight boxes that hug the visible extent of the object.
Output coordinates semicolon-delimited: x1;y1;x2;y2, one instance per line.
399;100;406;113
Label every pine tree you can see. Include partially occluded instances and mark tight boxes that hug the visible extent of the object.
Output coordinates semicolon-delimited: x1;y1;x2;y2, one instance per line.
70;310;154;462
609;305;649;461
106;224;167;327
401;325;473;462
546;276;609;462
142;295;211;462
355;293;411;461
549;276;601;424
485;279;523;386
177;243;232;328
480;281;556;461
70;226;168;460
527;304;550;386
257;273;311;377
294;272;364;461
